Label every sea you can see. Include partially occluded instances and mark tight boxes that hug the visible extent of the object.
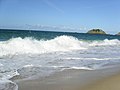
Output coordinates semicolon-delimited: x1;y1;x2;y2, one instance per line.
0;29;120;90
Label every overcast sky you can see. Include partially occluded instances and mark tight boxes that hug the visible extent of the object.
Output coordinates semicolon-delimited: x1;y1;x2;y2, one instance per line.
0;0;120;34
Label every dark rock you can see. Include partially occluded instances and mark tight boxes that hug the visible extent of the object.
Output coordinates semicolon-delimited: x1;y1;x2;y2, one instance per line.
87;29;106;34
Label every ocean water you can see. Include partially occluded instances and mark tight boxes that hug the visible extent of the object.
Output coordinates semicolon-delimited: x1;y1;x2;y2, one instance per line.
0;29;120;89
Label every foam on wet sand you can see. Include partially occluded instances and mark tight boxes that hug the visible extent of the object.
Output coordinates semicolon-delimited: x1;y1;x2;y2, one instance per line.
15;65;120;90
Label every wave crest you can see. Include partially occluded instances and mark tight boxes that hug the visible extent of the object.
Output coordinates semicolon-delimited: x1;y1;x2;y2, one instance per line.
90;39;120;46
0;35;120;57
0;36;86;57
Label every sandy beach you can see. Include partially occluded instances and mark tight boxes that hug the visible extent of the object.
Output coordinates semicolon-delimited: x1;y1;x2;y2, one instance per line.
13;65;120;90
82;72;120;90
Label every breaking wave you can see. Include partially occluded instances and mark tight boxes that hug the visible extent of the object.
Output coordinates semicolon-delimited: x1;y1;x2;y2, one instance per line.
0;35;120;57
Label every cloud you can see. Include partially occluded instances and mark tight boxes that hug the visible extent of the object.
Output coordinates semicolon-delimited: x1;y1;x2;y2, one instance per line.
42;0;64;13
0;24;87;33
24;24;75;30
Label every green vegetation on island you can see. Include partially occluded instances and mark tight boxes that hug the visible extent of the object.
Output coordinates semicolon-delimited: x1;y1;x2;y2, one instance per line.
87;29;106;34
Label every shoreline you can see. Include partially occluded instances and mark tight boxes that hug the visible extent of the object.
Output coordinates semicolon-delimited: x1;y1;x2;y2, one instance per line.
0;28;117;36
15;65;120;90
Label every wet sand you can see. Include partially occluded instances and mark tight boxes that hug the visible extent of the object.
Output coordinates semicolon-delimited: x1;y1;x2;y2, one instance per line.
15;65;120;90
82;72;120;90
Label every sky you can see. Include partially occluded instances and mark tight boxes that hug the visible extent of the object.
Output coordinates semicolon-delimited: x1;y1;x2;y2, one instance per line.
0;0;120;34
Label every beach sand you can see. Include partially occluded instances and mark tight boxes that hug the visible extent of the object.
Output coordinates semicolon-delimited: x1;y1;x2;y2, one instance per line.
14;65;120;90
82;72;120;90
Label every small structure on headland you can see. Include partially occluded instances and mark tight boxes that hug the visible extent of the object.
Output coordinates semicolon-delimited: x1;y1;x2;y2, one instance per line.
87;29;106;34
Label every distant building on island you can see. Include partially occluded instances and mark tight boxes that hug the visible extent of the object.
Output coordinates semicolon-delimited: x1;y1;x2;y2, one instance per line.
87;29;106;34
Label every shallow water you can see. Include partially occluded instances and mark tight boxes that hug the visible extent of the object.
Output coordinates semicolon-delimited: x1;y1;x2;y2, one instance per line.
0;29;120;89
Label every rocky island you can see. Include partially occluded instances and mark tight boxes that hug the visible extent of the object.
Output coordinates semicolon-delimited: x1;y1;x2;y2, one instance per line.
87;29;106;34
116;32;120;35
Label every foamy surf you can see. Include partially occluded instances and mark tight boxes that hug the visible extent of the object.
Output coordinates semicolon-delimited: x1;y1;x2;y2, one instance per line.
0;80;18;90
90;39;120;46
0;35;120;58
0;33;120;90
0;36;87;58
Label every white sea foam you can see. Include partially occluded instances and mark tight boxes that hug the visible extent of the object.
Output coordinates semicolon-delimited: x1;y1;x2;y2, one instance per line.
0;36;86;58
70;66;93;70
0;35;120;58
64;57;120;61
0;63;3;66
0;70;20;80
90;39;120;46
0;80;18;90
0;35;120;89
23;64;34;68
